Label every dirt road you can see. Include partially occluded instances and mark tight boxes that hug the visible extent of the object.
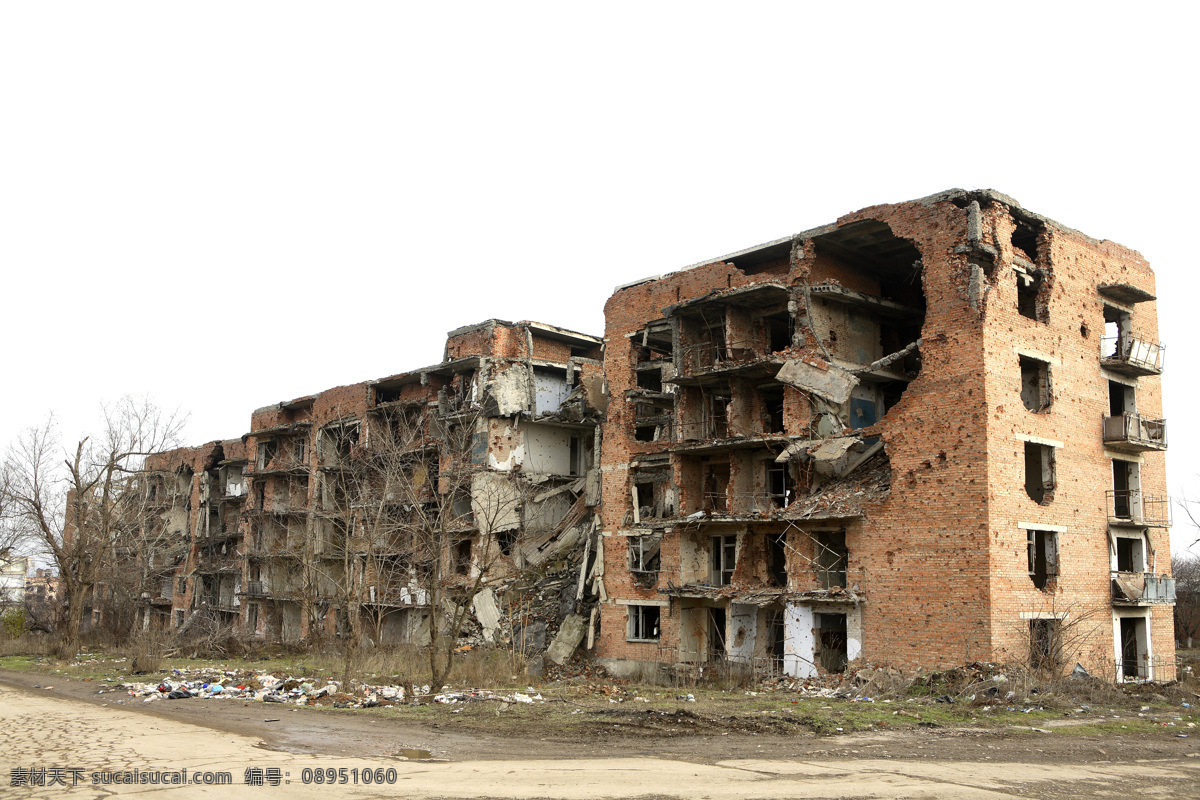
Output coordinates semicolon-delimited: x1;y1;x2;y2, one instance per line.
3;681;1199;798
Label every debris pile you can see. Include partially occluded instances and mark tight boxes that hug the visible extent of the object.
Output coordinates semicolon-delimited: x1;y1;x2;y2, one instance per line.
113;667;409;708
111;666;550;709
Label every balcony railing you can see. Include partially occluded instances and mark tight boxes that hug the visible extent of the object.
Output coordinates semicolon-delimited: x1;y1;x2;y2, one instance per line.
1114;656;1180;683
679;339;778;376
1101;335;1164;376
702;491;792;515
1111;571;1176;604
1105;490;1172;527
1102;413;1167;452
243;581;267;597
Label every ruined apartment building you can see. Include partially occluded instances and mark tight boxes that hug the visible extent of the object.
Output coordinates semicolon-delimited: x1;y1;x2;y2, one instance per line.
595;189;1173;682
137;320;603;646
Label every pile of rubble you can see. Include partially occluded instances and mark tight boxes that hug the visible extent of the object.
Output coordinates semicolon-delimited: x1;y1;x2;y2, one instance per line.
111;667;549;709
115;668;406;708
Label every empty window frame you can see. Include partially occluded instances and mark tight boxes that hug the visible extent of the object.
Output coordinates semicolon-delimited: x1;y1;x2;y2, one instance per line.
1027;529;1058;591
257;440;278;471
569;435;585;476
767;532;788;587
291;436;307;465
706;391;730;438
1103;304;1131;358
1018;355;1052;412
633;321;674;365
633;469;672;520
816;613;848;673
629;534;662;573
322;422;360;465
815;530;848;589
1115;534;1146;574
1111;458;1140;520
1016;268;1044;321
761;385;785;434
765;462;794;509
627;604;661;642
454;538;472;575
710;534;737;585
1024;442;1056;504
763;311;792;352
1029;618;1061;671
700;322;728;367
1109;379;1135;416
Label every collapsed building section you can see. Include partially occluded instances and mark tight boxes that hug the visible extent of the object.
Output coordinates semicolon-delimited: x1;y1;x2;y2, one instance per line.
596;189;1174;683
137;320;605;664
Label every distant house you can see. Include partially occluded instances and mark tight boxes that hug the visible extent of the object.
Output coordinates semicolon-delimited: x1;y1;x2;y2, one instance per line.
0;557;30;604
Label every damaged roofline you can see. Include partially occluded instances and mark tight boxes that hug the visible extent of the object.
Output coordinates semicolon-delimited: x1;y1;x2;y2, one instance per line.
612;187;1144;293
445;318;601;346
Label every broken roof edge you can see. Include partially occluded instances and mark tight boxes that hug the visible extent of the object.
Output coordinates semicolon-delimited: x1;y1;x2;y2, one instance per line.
612;187;1148;293
446;318;601;344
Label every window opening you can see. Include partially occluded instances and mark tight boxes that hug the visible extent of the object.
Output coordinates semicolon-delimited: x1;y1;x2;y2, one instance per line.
1016;270;1041;320
1111;459;1139;519
765;462;794;509
764;312;791;352
706;391;730;438
702;463;730;512
1027;529;1058;591
700;322;728;368
636;369;663;392
710;535;737;585
1119;617;1147;680
816;613;848;673
497;530;517;557
1030;618;1061;671
766;610;785;671
628;605;661;641
1024;442;1056;505
1115;536;1144;573
454;538;472;575
257;441;277;471
629;534;662;574
1109;380;1131;416
1103;305;1131;359
1019;355;1051;412
708;607;727;659
815;531;848;589
767;533;788;587
761;385;785;434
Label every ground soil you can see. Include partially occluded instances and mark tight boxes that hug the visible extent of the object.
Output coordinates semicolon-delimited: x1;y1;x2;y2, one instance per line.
2;669;1196;767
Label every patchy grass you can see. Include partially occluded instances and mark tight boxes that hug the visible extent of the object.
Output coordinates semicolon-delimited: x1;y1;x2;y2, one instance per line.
2;643;1198;742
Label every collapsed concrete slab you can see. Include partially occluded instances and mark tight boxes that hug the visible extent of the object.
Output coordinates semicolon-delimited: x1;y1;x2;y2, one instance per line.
775;359;859;405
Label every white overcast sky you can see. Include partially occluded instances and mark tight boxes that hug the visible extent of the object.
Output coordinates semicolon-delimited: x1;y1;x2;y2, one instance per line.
2;2;1197;551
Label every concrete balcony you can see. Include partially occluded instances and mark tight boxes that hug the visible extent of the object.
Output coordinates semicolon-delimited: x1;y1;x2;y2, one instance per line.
1111;571;1176;605
1101;336;1164;377
1106;490;1172;527
1102;413;1167;452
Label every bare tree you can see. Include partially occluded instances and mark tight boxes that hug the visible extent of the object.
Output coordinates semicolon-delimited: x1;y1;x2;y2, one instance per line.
313;402;530;693
1173;553;1200;649
1;399;185;653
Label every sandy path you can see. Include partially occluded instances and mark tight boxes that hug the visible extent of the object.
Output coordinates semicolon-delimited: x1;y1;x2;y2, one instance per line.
3;684;1199;799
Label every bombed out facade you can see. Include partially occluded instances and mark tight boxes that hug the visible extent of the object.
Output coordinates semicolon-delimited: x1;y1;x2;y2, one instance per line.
594;189;1173;682
136;320;604;654
128;189;1173;681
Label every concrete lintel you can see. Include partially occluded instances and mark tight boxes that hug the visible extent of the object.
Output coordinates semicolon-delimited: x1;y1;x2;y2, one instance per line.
611;598;670;607
1017;521;1068;532
1012;346;1061;366
1015;433;1064;448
